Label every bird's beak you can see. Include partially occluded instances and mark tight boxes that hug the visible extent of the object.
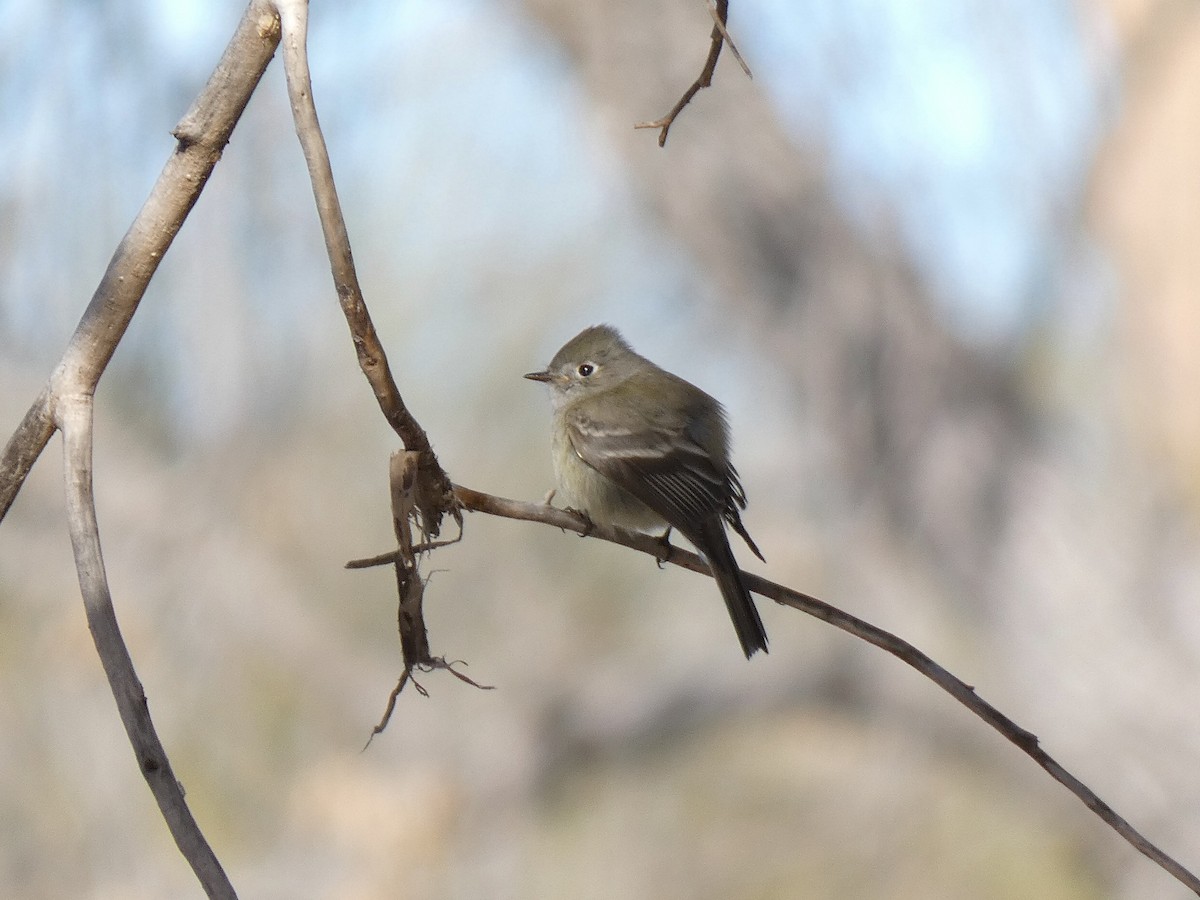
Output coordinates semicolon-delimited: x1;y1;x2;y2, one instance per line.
524;370;555;383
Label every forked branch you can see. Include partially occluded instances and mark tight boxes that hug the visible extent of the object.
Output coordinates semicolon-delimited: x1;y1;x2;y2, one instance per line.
635;0;752;147
0;3;284;897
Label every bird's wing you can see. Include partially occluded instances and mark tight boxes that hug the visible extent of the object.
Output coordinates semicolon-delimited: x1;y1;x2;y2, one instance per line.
565;414;727;530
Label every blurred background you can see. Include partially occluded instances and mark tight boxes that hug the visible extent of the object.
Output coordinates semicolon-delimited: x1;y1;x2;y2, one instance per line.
2;0;1199;896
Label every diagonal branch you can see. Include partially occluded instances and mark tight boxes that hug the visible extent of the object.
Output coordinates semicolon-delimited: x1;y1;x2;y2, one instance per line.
0;386;56;521
274;0;458;537
634;0;750;147
0;3;284;896
451;484;1200;896
0;1;281;523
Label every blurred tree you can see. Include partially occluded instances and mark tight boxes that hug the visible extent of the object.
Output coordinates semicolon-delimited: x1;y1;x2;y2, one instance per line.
1091;0;1200;506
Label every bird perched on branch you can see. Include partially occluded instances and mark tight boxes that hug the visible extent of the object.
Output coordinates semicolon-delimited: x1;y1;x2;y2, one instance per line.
526;325;767;658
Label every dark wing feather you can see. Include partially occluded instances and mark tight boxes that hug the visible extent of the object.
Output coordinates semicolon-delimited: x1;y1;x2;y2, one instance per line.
566;415;728;529
567;414;769;656
566;406;765;562
723;463;765;562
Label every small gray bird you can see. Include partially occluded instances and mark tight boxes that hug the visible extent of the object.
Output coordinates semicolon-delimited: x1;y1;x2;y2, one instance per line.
525;324;768;658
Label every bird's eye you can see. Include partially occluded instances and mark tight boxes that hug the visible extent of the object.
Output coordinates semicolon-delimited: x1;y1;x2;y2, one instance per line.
577;363;595;377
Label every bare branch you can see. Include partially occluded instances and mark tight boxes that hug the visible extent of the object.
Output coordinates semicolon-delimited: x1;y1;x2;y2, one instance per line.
345;533;461;568
0;3;285;894
0;386;56;521
358;453;486;744
0;4;281;524
452;484;1200;896
390;450;431;668
59;395;237;899
706;0;750;78
363;655;495;750
364;668;413;750
634;0;751;147
274;0;458;537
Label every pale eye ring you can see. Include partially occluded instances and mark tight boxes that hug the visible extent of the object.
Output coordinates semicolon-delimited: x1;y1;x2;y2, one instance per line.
577;363;595;377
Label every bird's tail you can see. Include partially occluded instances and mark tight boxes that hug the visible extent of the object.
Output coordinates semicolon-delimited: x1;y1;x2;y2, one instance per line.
691;518;768;659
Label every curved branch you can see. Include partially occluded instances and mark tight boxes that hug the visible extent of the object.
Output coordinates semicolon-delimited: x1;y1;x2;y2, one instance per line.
452;484;1200;896
0;3;284;895
274;0;458;536
59;396;236;898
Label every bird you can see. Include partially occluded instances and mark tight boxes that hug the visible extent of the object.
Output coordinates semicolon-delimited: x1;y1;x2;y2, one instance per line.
525;324;767;658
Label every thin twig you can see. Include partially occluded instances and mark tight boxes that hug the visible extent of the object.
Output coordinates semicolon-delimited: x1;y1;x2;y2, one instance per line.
346;549;403;569
363;657;495;750
707;0;750;78
274;0;459;538
634;0;751;147
363;669;411;751
345;533;463;569
452;484;1200;896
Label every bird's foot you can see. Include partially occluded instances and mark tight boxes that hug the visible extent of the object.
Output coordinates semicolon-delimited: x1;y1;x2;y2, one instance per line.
565;507;596;537
653;526;674;568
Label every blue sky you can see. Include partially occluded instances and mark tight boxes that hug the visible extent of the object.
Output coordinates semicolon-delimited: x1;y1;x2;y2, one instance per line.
741;0;1103;337
0;0;1108;370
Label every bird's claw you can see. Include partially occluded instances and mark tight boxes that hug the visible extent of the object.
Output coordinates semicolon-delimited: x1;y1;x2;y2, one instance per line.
653;526;674;568
565;507;596;537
